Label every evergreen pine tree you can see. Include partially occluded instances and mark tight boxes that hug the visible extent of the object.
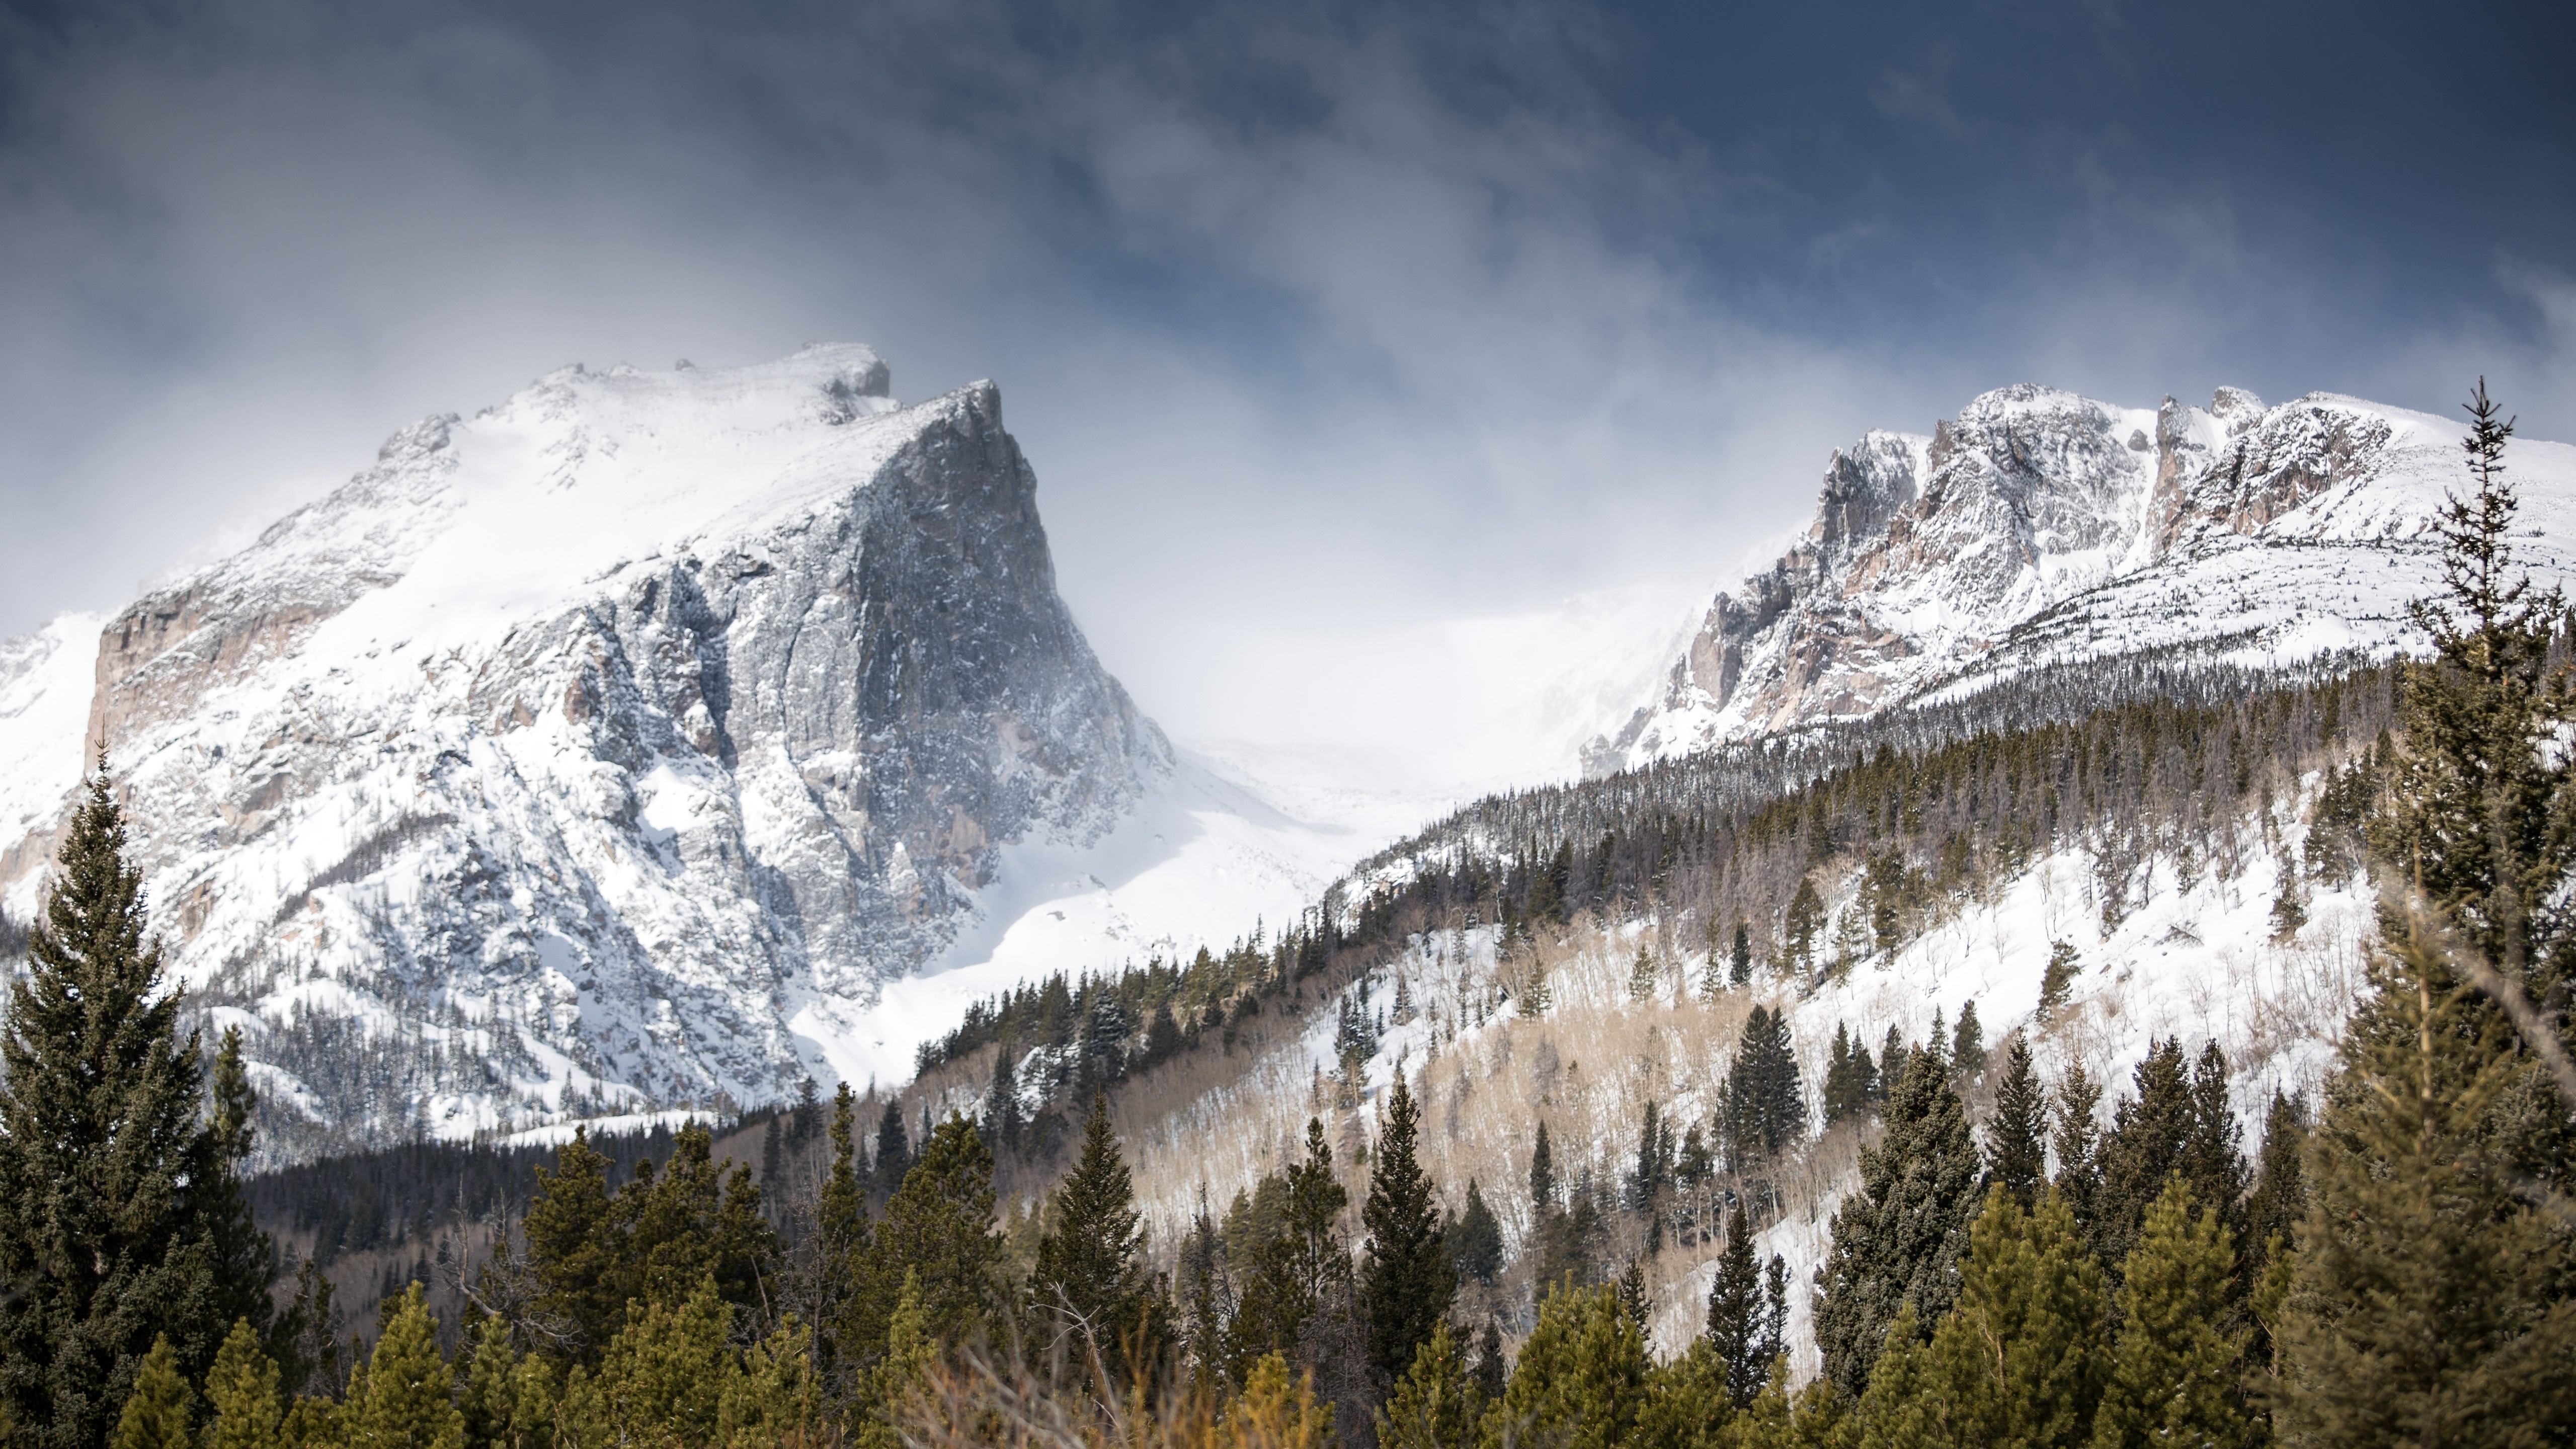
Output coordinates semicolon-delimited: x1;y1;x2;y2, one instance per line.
107;1336;192;1449
201;1320;281;1449
1231;1119;1349;1375
1723;1007;1804;1171
1615;1259;1651;1340
1628;947;1658;1004
457;1314;553;1449
2096;1039;2245;1278
1757;1255;1789;1378
1699;924;1726;1003
1813;1038;1982;1400
1730;921;1753;989
1877;1027;1908;1099
0;772;271;1448
1634;1338;1732;1449
1363;1078;1457;1387
1470;1321;1505;1406
817;1083;882;1395
1446;1180;1503;1285
1950;1001;1985;1080
2039;940;2080;1021
1783;880;1825;975
344;1284;464;1449
874;1115;1004;1347
1528;1121;1556;1218
1851;1186;2109;1448
872;1100;913;1196
2274;929;2576;1441
2091;1178;2253;1449
2374;377;2575;986
1822;1022;1862;1128
1705;1202;1765;1409
1482;1282;1650;1449
983;1046;1022;1156
2051;1064;2104;1236
858;1272;934;1449
1031;1095;1158;1376
1986;1036;2048;1209
563;1278;728;1448
2242;1088;2307;1270
1378;1323;1477;1449
614;1123;777;1316
523;1129;625;1359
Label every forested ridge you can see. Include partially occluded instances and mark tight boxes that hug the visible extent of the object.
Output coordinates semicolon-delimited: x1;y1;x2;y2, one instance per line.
7;384;2571;1447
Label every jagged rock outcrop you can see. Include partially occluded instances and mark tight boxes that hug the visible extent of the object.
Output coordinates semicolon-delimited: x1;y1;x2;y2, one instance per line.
1;347;1171;1155
1585;384;2576;775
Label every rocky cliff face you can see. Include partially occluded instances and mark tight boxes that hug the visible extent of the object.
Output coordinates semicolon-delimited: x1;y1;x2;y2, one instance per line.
1584;384;2576;775
2;347;1171;1155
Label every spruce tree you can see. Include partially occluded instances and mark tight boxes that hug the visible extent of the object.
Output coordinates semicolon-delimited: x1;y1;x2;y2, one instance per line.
200;1321;281;1449
615;1123;777;1315
523;1129;625;1358
1482;1282;1650;1449
344;1285;463;1449
1446;1179;1503;1285
1985;1036;2048;1209
2274;929;2576;1441
874;1115;1004;1347
1730;921;1753;989
2039;941;2080;1020
1031;1095;1157;1375
2051;1064;2104;1235
2241;1088;2306;1269
2091;1178;2253;1449
1628;947;1658;1004
1822;1022;1863;1128
1470;1321;1505;1406
1813;1038;1982;1400
1705;1202;1765;1409
1723;1007;1804;1170
1783;879;1825;975
1528;1121;1556;1218
0;772;271;1449
1950;1000;1985;1080
2374;377;2575;985
1635;1338;1733;1449
1852;1186;2109;1448
983;1046;1022;1156
107;1336;191;1449
872;1100;913;1196
1378;1323;1477;1449
1363;1079;1456;1386
1232;1119;1349;1374
2096;1039;2244;1278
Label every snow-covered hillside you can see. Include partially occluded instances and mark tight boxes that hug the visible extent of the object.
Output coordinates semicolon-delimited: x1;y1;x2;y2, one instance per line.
1587;386;2576;774
1115;779;2368;1370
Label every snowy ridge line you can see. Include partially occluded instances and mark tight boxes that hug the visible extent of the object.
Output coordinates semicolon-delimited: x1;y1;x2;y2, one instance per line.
1586;383;2576;776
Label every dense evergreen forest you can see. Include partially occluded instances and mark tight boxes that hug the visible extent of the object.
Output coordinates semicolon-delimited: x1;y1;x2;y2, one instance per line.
4;387;2570;1447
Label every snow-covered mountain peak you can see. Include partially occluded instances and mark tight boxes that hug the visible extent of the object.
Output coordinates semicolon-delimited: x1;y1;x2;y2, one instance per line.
1585;384;2576;774
0;345;1223;1155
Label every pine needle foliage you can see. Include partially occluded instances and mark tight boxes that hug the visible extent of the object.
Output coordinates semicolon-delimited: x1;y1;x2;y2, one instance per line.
1813;1038;1982;1401
0;771;270;1449
1361;1079;1455;1387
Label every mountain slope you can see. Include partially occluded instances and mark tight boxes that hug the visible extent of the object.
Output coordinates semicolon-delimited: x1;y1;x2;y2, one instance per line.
0;349;1210;1153
1586;385;2576;774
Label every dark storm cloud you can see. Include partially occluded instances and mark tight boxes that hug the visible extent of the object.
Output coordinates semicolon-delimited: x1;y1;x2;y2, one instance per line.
0;0;2569;745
